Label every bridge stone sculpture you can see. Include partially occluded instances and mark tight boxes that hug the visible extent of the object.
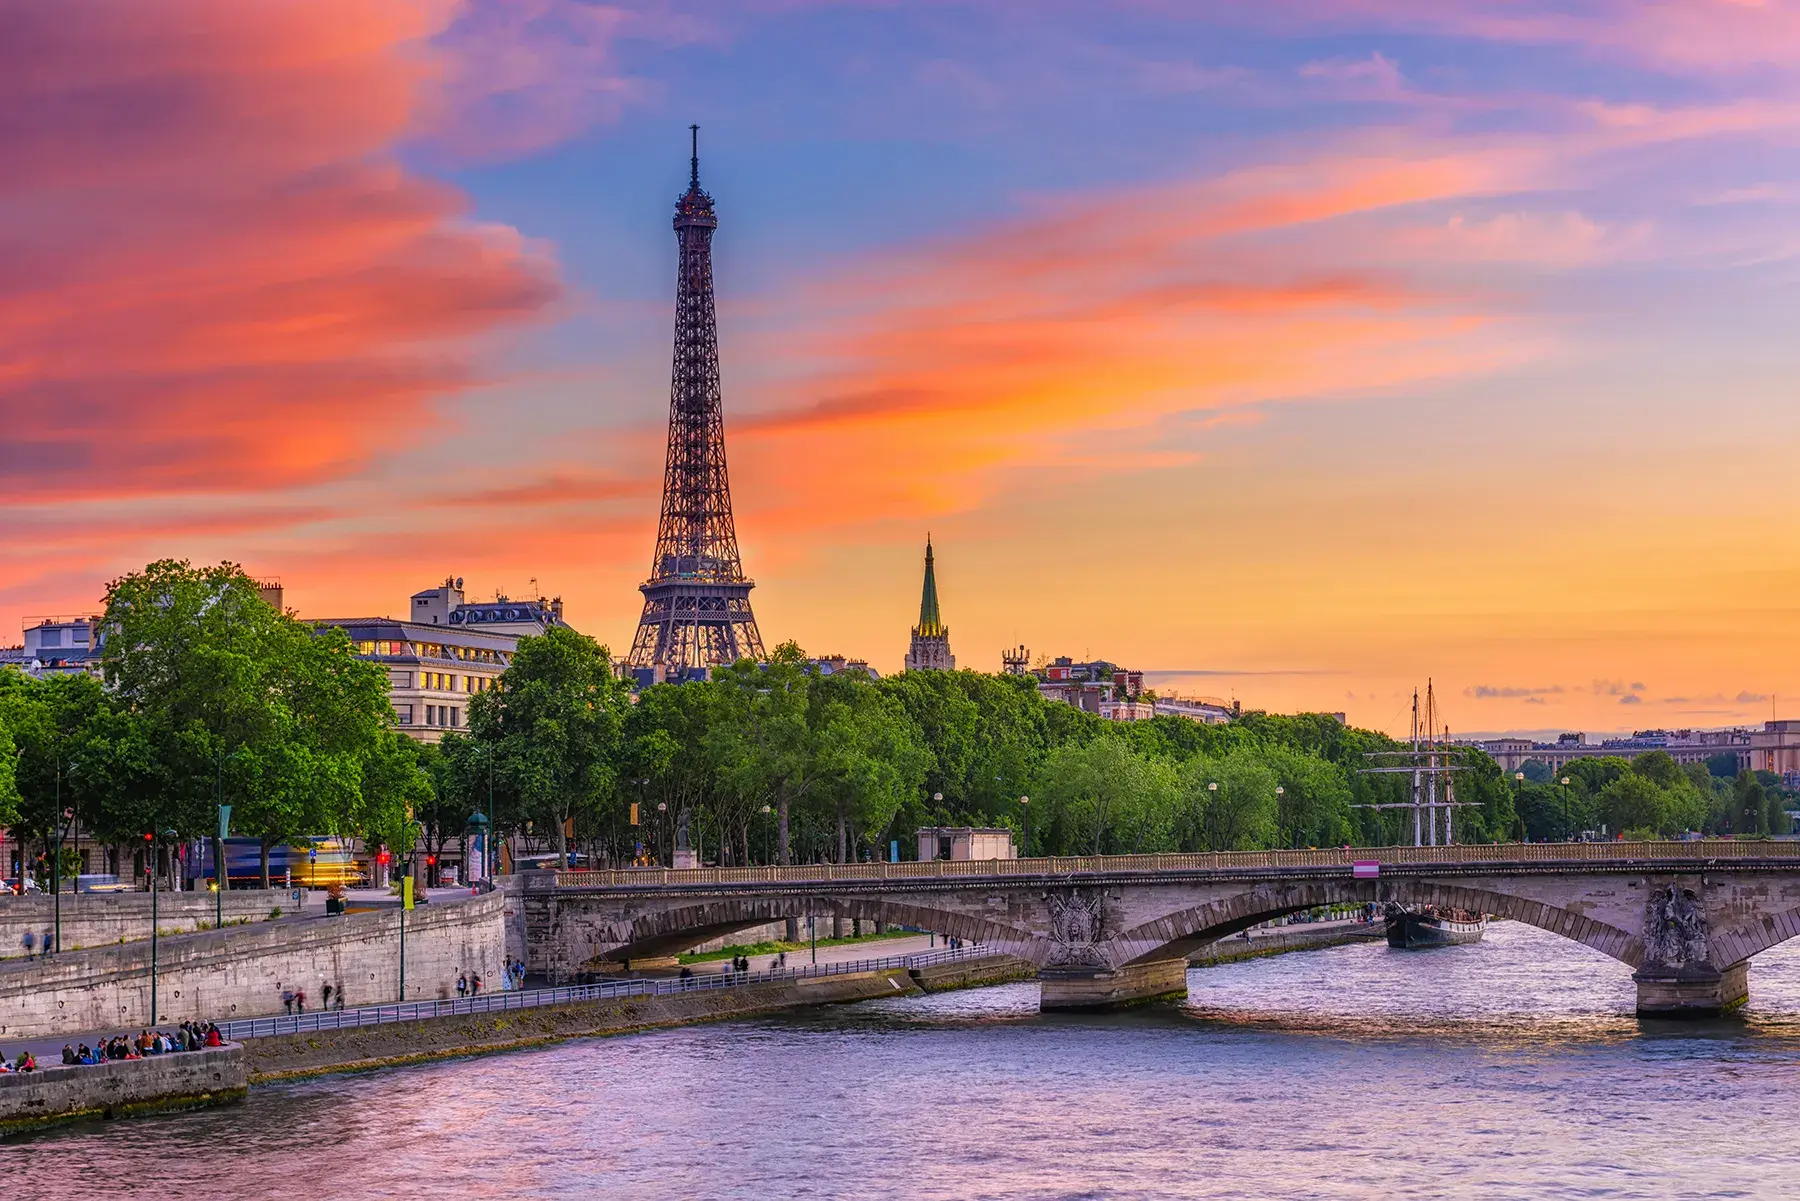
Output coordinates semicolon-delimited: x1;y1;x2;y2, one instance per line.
516;843;1800;1016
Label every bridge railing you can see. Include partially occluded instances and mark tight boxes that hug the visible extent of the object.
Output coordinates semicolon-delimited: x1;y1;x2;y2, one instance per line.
217;943;997;1042
552;839;1800;889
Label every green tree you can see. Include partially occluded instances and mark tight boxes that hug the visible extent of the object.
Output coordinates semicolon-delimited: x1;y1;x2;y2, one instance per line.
709;645;824;865
0;709;19;830
1597;773;1666;837
811;677;931;862
472;626;631;868
1034;737;1178;855
1183;749;1279;851
101;560;394;883
1734;772;1770;837
0;672;121;878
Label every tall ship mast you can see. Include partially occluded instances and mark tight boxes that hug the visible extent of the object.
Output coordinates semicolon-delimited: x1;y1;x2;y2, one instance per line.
1357;681;1479;847
1358;681;1490;947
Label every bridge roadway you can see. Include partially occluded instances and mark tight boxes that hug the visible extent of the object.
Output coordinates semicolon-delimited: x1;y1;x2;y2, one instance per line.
520;841;1800;1015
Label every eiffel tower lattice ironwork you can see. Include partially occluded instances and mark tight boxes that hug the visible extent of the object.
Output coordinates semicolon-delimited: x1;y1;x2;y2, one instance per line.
628;126;767;672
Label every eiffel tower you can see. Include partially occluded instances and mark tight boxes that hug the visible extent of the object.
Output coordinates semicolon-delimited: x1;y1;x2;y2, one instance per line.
627;127;766;674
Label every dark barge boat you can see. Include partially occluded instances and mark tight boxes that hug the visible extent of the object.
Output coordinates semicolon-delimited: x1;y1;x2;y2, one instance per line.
1384;903;1487;948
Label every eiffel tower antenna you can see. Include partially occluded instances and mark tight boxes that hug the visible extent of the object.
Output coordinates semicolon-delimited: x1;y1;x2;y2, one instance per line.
628;128;766;675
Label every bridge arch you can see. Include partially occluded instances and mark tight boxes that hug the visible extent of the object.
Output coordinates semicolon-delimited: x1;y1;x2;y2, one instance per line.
1705;902;1800;968
571;893;1041;967
1110;879;1640;969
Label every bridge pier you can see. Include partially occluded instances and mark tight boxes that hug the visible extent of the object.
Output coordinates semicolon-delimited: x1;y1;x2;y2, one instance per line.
1038;958;1189;1011
1634;961;1748;1017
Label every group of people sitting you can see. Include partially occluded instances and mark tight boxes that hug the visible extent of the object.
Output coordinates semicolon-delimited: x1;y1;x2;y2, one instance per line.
61;1022;223;1066
0;1021;223;1074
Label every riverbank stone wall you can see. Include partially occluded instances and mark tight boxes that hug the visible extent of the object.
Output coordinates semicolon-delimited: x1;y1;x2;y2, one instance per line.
0;893;504;1040
0;889;305;959
0;1045;246;1135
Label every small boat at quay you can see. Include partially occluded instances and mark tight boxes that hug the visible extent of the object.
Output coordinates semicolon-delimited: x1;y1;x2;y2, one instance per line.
1385;903;1487;948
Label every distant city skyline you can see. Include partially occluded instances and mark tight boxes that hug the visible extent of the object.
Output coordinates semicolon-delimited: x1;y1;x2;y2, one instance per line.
6;2;1800;737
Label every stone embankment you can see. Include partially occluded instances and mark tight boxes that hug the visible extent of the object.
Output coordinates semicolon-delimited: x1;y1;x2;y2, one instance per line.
244;967;925;1082
0;1046;246;1136
1190;920;1384;967
909;953;1034;993
0;893;505;1040
0;889;303;958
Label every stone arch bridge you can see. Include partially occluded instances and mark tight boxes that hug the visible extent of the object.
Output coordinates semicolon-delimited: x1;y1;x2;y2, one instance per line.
518;842;1800;1015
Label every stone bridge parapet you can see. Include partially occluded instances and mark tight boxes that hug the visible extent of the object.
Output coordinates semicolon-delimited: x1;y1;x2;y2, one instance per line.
521;841;1800;1016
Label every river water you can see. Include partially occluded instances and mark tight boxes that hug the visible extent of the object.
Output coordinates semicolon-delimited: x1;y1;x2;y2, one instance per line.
14;924;1800;1199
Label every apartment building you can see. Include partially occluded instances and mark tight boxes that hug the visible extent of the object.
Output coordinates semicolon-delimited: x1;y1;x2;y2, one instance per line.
313;577;572;743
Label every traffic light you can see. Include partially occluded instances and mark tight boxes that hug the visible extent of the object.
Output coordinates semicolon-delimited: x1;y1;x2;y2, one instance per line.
376;850;391;866
426;854;437;867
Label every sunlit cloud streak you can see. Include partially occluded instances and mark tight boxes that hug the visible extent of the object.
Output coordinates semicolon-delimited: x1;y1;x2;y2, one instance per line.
0;0;562;504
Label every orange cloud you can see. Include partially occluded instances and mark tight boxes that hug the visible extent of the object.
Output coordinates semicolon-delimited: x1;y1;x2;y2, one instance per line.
724;148;1538;540
0;0;561;503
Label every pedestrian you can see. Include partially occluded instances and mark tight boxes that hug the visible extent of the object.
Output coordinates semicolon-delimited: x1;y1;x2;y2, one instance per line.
295;989;306;1015
457;974;468;999
334;982;345;1011
471;972;482;996
322;982;334;1010
61;1044;76;1065
42;929;52;957
281;988;295;1015
21;930;34;961
205;1024;223;1048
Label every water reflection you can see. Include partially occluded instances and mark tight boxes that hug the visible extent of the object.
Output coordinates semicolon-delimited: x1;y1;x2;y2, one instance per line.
11;924;1800;1200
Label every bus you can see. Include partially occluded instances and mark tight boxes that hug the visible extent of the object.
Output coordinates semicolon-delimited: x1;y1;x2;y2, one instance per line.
200;837;364;888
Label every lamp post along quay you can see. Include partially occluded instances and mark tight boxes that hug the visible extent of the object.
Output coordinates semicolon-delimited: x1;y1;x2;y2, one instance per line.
148;828;175;1024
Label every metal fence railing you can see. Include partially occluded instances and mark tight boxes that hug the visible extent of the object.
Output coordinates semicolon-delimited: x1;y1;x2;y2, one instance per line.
219;943;995;1042
550;838;1800;891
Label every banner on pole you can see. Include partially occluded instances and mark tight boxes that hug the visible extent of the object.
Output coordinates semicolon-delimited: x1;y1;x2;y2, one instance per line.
217;805;231;840
402;876;415;910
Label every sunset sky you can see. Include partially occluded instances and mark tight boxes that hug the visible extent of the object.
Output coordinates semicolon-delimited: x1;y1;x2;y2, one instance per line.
6;0;1800;737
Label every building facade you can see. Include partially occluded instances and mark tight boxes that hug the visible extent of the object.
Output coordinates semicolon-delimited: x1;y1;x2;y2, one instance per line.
916;827;1017;861
313;577;571;744
903;538;955;672
1031;655;1235;724
1473;728;1756;774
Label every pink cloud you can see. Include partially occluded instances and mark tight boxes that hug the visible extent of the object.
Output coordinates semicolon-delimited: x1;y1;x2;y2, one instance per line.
0;0;563;504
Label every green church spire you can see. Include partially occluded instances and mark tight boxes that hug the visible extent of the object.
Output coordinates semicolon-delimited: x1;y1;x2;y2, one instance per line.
915;536;944;639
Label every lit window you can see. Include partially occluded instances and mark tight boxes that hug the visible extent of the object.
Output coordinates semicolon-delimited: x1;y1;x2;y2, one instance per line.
395;705;413;725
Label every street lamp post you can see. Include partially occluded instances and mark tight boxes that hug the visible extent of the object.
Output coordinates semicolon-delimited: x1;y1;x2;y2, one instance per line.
148;828;175;1023
148;832;157;1022
1559;776;1572;841
760;805;772;865
656;802;668;866
1019;796;1030;858
53;803;72;955
483;747;496;882
1274;785;1286;848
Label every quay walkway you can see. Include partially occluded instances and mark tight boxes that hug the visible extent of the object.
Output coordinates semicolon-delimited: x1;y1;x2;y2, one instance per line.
0;945;997;1064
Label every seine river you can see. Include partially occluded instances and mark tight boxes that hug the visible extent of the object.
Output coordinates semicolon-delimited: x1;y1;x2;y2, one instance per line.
16;924;1800;1199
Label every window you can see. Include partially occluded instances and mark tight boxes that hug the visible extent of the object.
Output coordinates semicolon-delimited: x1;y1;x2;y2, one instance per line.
450;707;461;728
427;705;438;726
395;705;413;725
389;670;412;689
